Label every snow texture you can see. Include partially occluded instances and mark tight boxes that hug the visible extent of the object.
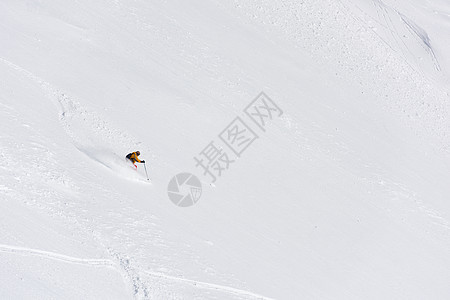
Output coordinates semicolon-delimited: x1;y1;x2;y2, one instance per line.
1;0;450;299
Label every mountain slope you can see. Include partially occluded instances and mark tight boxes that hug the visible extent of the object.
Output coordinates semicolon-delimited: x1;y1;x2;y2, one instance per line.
1;0;450;299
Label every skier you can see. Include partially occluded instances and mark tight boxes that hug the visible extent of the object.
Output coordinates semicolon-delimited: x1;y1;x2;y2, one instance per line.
126;151;145;168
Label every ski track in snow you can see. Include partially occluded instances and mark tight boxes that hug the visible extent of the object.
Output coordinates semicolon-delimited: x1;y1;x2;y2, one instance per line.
0;56;156;183
344;0;441;73
0;243;271;299
0;244;115;267
0;56;143;157
143;270;274;300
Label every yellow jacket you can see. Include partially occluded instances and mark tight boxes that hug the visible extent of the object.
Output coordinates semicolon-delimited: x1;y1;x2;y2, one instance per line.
127;152;142;163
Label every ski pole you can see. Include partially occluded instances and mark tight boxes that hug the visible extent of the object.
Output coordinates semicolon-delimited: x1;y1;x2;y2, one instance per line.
143;162;149;181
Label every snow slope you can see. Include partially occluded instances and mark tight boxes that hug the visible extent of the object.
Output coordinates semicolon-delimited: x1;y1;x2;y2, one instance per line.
1;0;450;299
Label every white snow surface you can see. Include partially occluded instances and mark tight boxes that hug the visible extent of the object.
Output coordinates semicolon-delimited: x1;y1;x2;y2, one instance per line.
1;0;450;299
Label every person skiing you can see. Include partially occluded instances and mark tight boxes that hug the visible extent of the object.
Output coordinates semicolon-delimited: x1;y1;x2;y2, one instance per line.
126;151;145;168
